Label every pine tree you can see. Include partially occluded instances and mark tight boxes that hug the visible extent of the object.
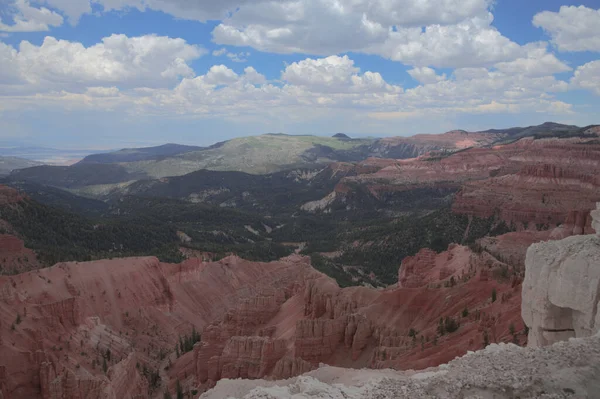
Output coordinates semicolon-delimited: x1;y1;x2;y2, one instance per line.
437;317;445;335
491;288;497;303
176;380;183;399
102;357;108;374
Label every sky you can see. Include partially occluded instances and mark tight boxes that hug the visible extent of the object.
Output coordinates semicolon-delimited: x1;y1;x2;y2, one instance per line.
0;0;599;149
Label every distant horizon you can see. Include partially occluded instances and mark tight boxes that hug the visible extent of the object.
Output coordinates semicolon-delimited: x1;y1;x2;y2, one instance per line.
0;120;594;158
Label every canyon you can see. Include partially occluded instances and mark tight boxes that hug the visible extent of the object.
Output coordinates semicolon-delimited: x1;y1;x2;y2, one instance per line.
1;207;596;398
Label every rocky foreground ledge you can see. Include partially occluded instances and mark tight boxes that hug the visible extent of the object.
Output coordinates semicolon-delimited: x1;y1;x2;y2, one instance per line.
201;332;600;398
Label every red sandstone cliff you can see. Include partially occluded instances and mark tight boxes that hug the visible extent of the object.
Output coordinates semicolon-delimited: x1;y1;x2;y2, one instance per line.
0;234;41;275
187;243;531;392
0;247;529;398
452;138;600;227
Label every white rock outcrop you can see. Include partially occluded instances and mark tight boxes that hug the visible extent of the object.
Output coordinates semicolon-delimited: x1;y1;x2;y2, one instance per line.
522;202;600;347
300;191;337;213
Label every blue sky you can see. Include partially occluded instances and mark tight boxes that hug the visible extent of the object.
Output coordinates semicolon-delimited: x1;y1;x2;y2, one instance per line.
0;0;599;150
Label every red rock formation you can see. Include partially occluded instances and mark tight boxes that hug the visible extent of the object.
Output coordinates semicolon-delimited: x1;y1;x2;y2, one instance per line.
452;138;600;227
0;235;24;253
398;249;437;288
305;137;600;226
0;238;562;397
399;246;473;289
271;357;315;379
218;337;288;380
0;255;320;398
189;244;533;394
0;365;8;399
0;233;42;276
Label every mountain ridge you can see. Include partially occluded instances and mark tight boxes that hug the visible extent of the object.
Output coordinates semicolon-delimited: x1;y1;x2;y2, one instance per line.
11;122;587;191
77;143;205;164
0;156;43;176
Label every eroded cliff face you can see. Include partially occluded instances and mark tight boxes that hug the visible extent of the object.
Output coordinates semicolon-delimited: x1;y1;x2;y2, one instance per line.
453;138;600;227
522;203;600;347
302;137;600;226
0;240;533;397
0;255;321;398
190;242;530;392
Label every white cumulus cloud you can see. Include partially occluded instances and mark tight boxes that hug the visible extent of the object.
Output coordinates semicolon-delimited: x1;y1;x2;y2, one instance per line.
533;6;600;52
493;43;571;77
0;0;64;32
0;34;205;92
571;61;600;95
4;0;584;77
204;65;239;85
31;0;522;69
407;67;446;84
281;55;401;94
369;15;524;68
243;66;266;84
